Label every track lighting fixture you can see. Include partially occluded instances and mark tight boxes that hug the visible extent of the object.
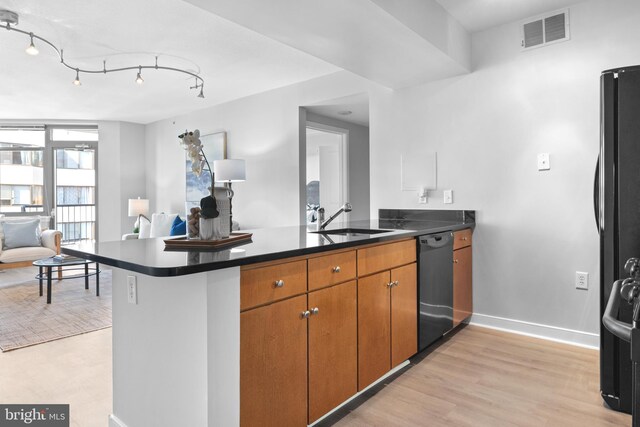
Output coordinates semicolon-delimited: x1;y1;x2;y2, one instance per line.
1;9;205;97
136;66;144;85
25;33;38;55
73;69;81;86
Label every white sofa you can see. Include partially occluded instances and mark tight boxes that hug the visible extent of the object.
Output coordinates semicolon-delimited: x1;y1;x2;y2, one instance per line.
122;213;239;240
122;213;180;240
0;215;62;270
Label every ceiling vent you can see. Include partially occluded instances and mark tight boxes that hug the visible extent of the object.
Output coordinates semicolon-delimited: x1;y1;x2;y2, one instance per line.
521;9;570;50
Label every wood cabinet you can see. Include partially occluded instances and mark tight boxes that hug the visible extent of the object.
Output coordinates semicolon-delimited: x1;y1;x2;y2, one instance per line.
241;238;419;425
357;271;391;389
453;230;473;327
308;250;356;291
240;294;308;427
240;260;307;310
453;228;472;250
357;239;416;277
391;263;418;367
308;281;357;423
357;240;418;391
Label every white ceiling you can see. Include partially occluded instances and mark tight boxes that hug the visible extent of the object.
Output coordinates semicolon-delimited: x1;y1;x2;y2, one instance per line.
305;93;370;127
0;0;591;124
436;0;588;33
0;0;338;124
184;0;471;89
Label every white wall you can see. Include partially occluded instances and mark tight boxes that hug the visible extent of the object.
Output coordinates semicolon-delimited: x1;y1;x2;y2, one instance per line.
98;121;146;242
145;72;373;229
370;0;640;343
143;0;640;345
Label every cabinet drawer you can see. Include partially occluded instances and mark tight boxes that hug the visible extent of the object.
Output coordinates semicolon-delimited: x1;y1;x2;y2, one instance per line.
453;229;472;250
308;250;356;291
241;260;307;310
357;239;416;277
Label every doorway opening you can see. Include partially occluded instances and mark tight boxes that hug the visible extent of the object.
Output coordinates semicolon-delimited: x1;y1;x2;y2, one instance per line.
305;125;348;225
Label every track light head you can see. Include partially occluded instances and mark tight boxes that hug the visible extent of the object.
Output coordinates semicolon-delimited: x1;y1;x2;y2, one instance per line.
198;86;204;98
25;34;38;56
73;69;81;86
135;66;144;85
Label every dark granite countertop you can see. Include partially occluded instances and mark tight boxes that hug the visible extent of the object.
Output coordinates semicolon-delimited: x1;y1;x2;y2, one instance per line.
62;217;474;277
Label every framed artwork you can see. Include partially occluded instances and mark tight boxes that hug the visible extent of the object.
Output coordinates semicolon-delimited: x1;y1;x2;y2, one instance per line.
186;131;227;202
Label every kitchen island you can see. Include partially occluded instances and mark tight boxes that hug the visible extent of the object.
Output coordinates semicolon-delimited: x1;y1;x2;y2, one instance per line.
64;213;474;427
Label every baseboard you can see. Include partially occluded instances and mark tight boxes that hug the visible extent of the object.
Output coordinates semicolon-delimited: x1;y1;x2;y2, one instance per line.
109;414;127;427
308;360;410;426
470;313;599;349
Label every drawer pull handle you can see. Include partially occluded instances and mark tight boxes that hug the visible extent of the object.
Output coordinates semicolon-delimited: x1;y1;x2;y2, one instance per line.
387;282;394;288
454;259;459;264
332;266;341;273
462;237;468;241
274;280;285;288
393;280;399;287
301;310;311;319
311;307;319;315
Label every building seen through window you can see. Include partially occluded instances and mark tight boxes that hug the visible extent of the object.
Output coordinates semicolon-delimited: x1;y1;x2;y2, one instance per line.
0;126;98;242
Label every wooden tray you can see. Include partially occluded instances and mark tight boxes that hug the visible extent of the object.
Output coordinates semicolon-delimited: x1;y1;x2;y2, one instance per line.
164;232;253;250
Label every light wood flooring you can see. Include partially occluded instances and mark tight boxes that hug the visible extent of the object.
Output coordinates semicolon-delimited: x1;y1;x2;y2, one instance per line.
323;325;631;427
0;316;631;426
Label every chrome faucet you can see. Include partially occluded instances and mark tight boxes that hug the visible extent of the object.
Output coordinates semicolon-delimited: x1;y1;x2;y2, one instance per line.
320;203;352;230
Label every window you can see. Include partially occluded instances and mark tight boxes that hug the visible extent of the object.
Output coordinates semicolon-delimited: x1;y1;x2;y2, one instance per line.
0;128;45;213
0;125;98;242
56;150;94;170
56;186;94;205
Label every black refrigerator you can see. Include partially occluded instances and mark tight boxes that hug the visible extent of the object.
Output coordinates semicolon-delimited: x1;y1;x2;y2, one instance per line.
597;65;640;414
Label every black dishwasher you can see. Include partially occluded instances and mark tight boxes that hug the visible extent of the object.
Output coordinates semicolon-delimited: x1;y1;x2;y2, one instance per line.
418;231;454;351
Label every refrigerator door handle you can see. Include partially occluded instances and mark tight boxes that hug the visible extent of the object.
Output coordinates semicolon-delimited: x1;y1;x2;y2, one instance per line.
594;155;600;232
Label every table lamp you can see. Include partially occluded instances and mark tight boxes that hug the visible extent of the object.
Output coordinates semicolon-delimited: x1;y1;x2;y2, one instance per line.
214;159;246;232
128;197;150;233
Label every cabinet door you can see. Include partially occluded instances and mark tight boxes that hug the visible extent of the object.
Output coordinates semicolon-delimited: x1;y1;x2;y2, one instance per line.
391;263;418;367
308;281;357;423
358;271;391;390
453;246;473;327
241;295;308;427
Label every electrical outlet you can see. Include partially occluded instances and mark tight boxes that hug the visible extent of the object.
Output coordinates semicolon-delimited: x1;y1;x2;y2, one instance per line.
127;275;138;304
443;190;453;204
575;271;588;290
537;153;550;171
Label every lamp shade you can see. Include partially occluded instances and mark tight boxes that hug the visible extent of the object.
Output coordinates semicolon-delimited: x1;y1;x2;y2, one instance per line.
214;159;246;182
128;198;149;217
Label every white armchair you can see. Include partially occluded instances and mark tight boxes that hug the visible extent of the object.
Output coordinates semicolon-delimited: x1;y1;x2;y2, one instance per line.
0;216;62;270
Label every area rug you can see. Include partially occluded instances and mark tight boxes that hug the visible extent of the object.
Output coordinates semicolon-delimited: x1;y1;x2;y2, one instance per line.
0;270;111;351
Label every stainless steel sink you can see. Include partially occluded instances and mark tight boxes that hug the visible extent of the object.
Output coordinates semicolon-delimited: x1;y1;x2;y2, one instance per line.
310;228;391;236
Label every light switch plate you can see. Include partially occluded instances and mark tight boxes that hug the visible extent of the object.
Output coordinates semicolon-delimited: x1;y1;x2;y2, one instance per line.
127;275;138;304
443;190;453;204
418;188;427;204
537;153;550;171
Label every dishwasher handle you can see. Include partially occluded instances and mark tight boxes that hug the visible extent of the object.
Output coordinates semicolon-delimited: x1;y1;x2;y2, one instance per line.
419;232;453;248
